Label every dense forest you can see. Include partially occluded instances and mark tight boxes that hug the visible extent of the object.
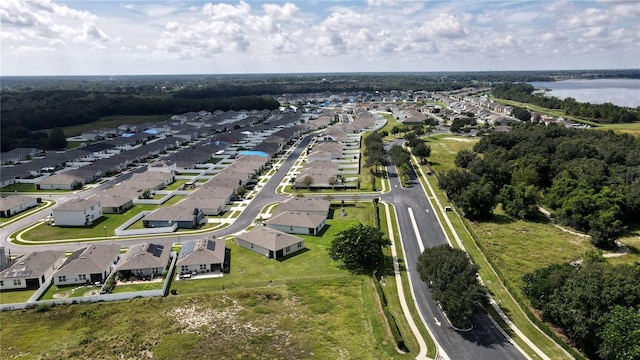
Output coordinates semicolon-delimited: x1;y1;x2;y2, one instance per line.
522;260;640;360
438;123;640;248
492;83;640;123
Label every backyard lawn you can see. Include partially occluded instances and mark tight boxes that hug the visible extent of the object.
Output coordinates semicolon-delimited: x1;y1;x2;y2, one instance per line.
0;289;35;304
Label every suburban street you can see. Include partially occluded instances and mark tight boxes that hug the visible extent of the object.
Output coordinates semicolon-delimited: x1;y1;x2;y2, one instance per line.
381;161;525;360
0;131;526;360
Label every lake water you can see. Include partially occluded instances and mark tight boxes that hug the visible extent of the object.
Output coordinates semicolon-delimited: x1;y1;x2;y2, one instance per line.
529;79;640;108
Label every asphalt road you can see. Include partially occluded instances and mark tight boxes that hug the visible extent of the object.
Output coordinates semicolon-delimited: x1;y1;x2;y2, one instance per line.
381;161;525;360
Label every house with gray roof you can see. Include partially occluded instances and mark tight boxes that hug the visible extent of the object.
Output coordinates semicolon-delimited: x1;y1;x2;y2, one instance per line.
36;173;85;190
0;148;38;165
236;226;305;260
53;244;121;285
142;205;204;229
114;243;170;279
0;250;66;290
94;194;134;214
0;195;38;218
176;196;228;216
266;211;326;235
276;197;330;218
176;238;227;277
53;198;102;226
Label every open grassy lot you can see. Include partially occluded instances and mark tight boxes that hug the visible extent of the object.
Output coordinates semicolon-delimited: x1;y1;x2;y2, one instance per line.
596;122;640;136
424;134;479;172
62;114;172;137
1;202;416;360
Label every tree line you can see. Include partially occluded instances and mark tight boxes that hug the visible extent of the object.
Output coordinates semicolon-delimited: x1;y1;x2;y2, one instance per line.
522;258;640;360
437;123;640;248
492;82;640;124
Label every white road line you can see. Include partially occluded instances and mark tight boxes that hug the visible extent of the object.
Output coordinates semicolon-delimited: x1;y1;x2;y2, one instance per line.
408;207;425;253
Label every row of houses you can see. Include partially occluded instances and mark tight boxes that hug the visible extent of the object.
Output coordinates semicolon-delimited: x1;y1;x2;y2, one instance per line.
0;238;225;291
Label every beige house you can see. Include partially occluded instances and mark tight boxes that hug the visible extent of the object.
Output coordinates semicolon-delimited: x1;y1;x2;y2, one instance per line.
266;211;326;235
236;226;305;260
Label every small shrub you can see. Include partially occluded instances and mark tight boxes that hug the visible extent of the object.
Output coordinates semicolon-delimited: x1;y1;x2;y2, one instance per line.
35;304;50;313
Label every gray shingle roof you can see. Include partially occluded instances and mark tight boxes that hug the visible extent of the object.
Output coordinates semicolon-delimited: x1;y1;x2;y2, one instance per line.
266;211;326;229
54;244;121;276
0;195;37;212
0;250;65;279
55;198;101;211
115;243;170;271
177;238;225;266
236;226;304;251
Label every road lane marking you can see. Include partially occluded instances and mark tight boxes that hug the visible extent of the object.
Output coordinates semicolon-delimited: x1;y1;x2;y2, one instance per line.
408;207;425;253
434;317;441;326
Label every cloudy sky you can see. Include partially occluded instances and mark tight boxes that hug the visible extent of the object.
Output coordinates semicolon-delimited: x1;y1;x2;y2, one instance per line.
1;0;639;76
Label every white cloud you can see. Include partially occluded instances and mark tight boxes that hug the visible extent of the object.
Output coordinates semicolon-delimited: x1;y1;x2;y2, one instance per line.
262;2;299;20
411;13;468;41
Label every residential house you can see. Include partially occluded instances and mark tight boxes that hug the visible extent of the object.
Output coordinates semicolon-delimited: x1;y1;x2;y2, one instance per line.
0;251;66;290
176;197;228;216
114;243;171;279
276;197;331;218
266;211;326;235
236;226;305;260
176;238;227;276
53;244;121;285
94;194;134;214
53;198;102;226
0;148;38;165
142;205;204;229
0;195;38;218
36;173;85;190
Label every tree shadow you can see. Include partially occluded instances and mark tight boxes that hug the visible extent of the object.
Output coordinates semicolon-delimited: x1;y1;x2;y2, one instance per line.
456;313;514;349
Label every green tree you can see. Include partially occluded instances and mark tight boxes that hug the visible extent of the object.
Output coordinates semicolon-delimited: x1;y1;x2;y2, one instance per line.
598;306;640;360
301;175;313;188
457;181;497;220
499;184;540;219
417;245;489;329
46;127;67;150
454;149;478;169
388;145;411;167
329;224;391;273
411;141;431;164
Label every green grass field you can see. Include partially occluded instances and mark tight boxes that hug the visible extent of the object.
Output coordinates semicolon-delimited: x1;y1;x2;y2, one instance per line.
0;288;35;304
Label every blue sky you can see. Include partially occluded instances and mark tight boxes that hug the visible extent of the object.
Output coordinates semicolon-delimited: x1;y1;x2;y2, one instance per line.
1;0;639;75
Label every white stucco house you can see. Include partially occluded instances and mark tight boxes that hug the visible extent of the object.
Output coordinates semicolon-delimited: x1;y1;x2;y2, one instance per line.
53;244;121;285
53;198;102;226
0;195;38;218
176;238;227;277
0;251;66;290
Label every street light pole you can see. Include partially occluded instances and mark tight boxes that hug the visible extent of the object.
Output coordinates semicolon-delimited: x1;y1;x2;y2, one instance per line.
103;226;107;241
